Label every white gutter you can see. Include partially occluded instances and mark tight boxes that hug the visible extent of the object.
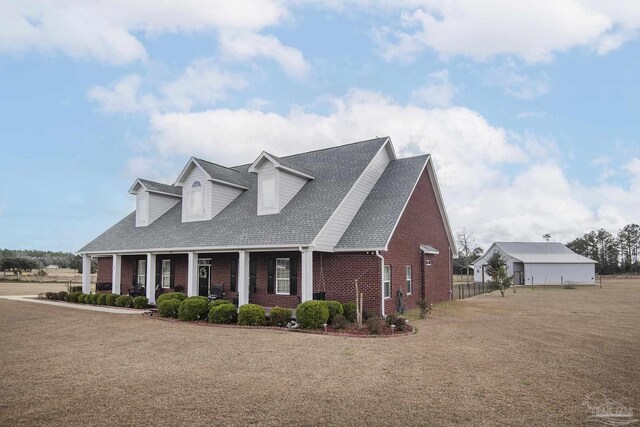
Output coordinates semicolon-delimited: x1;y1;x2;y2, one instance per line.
79;244;310;256
376;250;385;316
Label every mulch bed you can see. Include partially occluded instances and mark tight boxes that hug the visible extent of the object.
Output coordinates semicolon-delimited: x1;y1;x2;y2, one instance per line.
148;313;415;338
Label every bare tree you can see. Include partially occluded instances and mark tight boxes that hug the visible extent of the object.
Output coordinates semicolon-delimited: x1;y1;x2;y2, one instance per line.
455;229;478;285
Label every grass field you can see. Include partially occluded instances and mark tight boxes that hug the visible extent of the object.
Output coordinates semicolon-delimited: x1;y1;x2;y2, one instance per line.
1;278;638;426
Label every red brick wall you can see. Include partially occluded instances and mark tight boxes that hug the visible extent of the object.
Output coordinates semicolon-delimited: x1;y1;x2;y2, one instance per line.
312;252;382;316
96;257;112;284
249;251;301;308
383;165;453;315
120;255;144;295
199;253;238;302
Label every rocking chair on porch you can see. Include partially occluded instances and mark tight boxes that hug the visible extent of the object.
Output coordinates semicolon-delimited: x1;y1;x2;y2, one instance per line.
209;285;225;301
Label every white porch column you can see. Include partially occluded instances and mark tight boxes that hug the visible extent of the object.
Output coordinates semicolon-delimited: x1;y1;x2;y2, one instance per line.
187;252;198;297
112;254;122;295
82;254;92;294
300;249;314;302
238;251;250;306
146;253;156;304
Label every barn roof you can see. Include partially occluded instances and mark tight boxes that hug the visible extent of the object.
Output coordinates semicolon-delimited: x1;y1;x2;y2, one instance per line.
479;242;597;264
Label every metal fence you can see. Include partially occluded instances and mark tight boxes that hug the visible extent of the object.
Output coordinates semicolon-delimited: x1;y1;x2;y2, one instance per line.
456;282;493;299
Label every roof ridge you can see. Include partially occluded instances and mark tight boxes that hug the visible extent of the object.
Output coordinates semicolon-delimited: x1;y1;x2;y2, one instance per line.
194;157;245;174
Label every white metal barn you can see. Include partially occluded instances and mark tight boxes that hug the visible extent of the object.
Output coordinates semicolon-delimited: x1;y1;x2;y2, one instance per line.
473;242;597;286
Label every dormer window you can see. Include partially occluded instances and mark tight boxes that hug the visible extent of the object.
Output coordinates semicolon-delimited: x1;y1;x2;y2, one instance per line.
260;178;276;210
129;178;181;227
188;181;205;217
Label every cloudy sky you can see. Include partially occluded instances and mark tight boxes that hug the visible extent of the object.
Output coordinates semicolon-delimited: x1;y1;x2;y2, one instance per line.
0;1;638;252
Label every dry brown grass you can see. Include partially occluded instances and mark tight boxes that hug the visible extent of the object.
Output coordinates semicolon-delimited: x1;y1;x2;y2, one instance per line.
1;278;639;426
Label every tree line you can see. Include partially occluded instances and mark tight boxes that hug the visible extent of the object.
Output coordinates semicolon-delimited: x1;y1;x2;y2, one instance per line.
566;224;639;274
0;249;93;274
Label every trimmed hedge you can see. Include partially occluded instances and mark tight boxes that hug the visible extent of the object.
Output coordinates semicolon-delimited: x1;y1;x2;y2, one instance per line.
45;292;56;300
178;297;209;321
77;294;87;303
269;306;292;326
342;301;357;323
331;313;348;329
209;303;237;324
323;300;344;323
57;291;68;301
115;295;133;308
96;294;108;305
238;304;266;326
156;292;187;305
133;296;149;309
158;299;181;318
208;299;233;310
105;294;119;306
66;291;82;303
296;300;329;329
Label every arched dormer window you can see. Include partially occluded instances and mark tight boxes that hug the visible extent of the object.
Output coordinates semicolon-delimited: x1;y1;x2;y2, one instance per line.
189;181;204;216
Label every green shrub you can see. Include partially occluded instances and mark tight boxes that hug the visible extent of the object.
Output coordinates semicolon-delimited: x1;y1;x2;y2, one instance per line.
66;291;82;303
268;306;292;326
296;301;329;329
158;299;181;318
238;304;266;326
96;294;108;305
133;296;149;309
156;292;187;305
91;294;100;304
208;299;233;311
77;293;87;303
331;313;348;329
105;294;119;306
209;303;238;324
323;300;344;323
178;297;209;321
342;301;357;323
57;291;68;301
366;316;384;335
115;295;133;308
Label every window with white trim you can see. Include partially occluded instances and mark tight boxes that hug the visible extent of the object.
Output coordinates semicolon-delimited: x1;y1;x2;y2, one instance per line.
189;181;204;217
383;265;391;299
137;259;146;286
260;177;276;210
161;259;171;289
276;258;290;295
406;265;412;295
426;259;432;266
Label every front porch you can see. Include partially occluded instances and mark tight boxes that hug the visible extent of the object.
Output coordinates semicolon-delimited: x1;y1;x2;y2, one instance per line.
85;249;315;307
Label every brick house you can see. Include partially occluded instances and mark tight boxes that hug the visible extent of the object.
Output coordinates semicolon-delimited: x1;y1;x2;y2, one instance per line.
79;137;457;316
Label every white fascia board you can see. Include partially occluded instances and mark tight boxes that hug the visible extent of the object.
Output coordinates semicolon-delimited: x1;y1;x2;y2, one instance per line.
248;151;314;180
426;158;458;257
333;247;385;253
173;157;211;186
146;189;182;198
78;244;311;256
208;177;249;190
128;179;145;195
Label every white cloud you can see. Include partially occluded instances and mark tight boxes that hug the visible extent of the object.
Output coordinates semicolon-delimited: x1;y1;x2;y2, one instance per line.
367;1;640;63
411;69;458;107
485;59;550;100
218;31;310;79
0;0;287;64
129;89;639;247
88;60;246;114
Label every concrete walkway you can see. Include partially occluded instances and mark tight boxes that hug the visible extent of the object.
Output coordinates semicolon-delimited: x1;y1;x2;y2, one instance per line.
0;295;144;315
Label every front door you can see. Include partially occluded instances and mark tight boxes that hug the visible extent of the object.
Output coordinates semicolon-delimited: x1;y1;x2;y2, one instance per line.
198;265;210;296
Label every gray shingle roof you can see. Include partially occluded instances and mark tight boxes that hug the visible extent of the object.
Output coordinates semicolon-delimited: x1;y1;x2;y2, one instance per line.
194;158;252;189
137;179;182;196
80;138;389;253
335;155;429;250
261;152;315;178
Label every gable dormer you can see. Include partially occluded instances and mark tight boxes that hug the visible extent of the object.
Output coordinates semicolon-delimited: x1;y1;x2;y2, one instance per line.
174;157;249;223
129;179;182;227
249;152;314;216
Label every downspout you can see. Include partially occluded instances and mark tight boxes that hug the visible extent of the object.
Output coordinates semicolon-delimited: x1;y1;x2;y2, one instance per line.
449;245;453;301
376;251;385;316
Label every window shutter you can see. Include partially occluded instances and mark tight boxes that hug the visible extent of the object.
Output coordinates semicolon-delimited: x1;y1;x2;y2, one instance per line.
389;265;392;294
156;258;161;286
289;257;298;296
267;258;275;294
230;258;238;292
249;258;257;293
170;257;175;289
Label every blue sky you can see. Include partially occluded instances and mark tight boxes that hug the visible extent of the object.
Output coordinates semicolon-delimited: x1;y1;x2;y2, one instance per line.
0;1;638;252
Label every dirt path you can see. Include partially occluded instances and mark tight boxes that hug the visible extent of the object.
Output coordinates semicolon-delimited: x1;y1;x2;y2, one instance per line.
1;279;638;426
